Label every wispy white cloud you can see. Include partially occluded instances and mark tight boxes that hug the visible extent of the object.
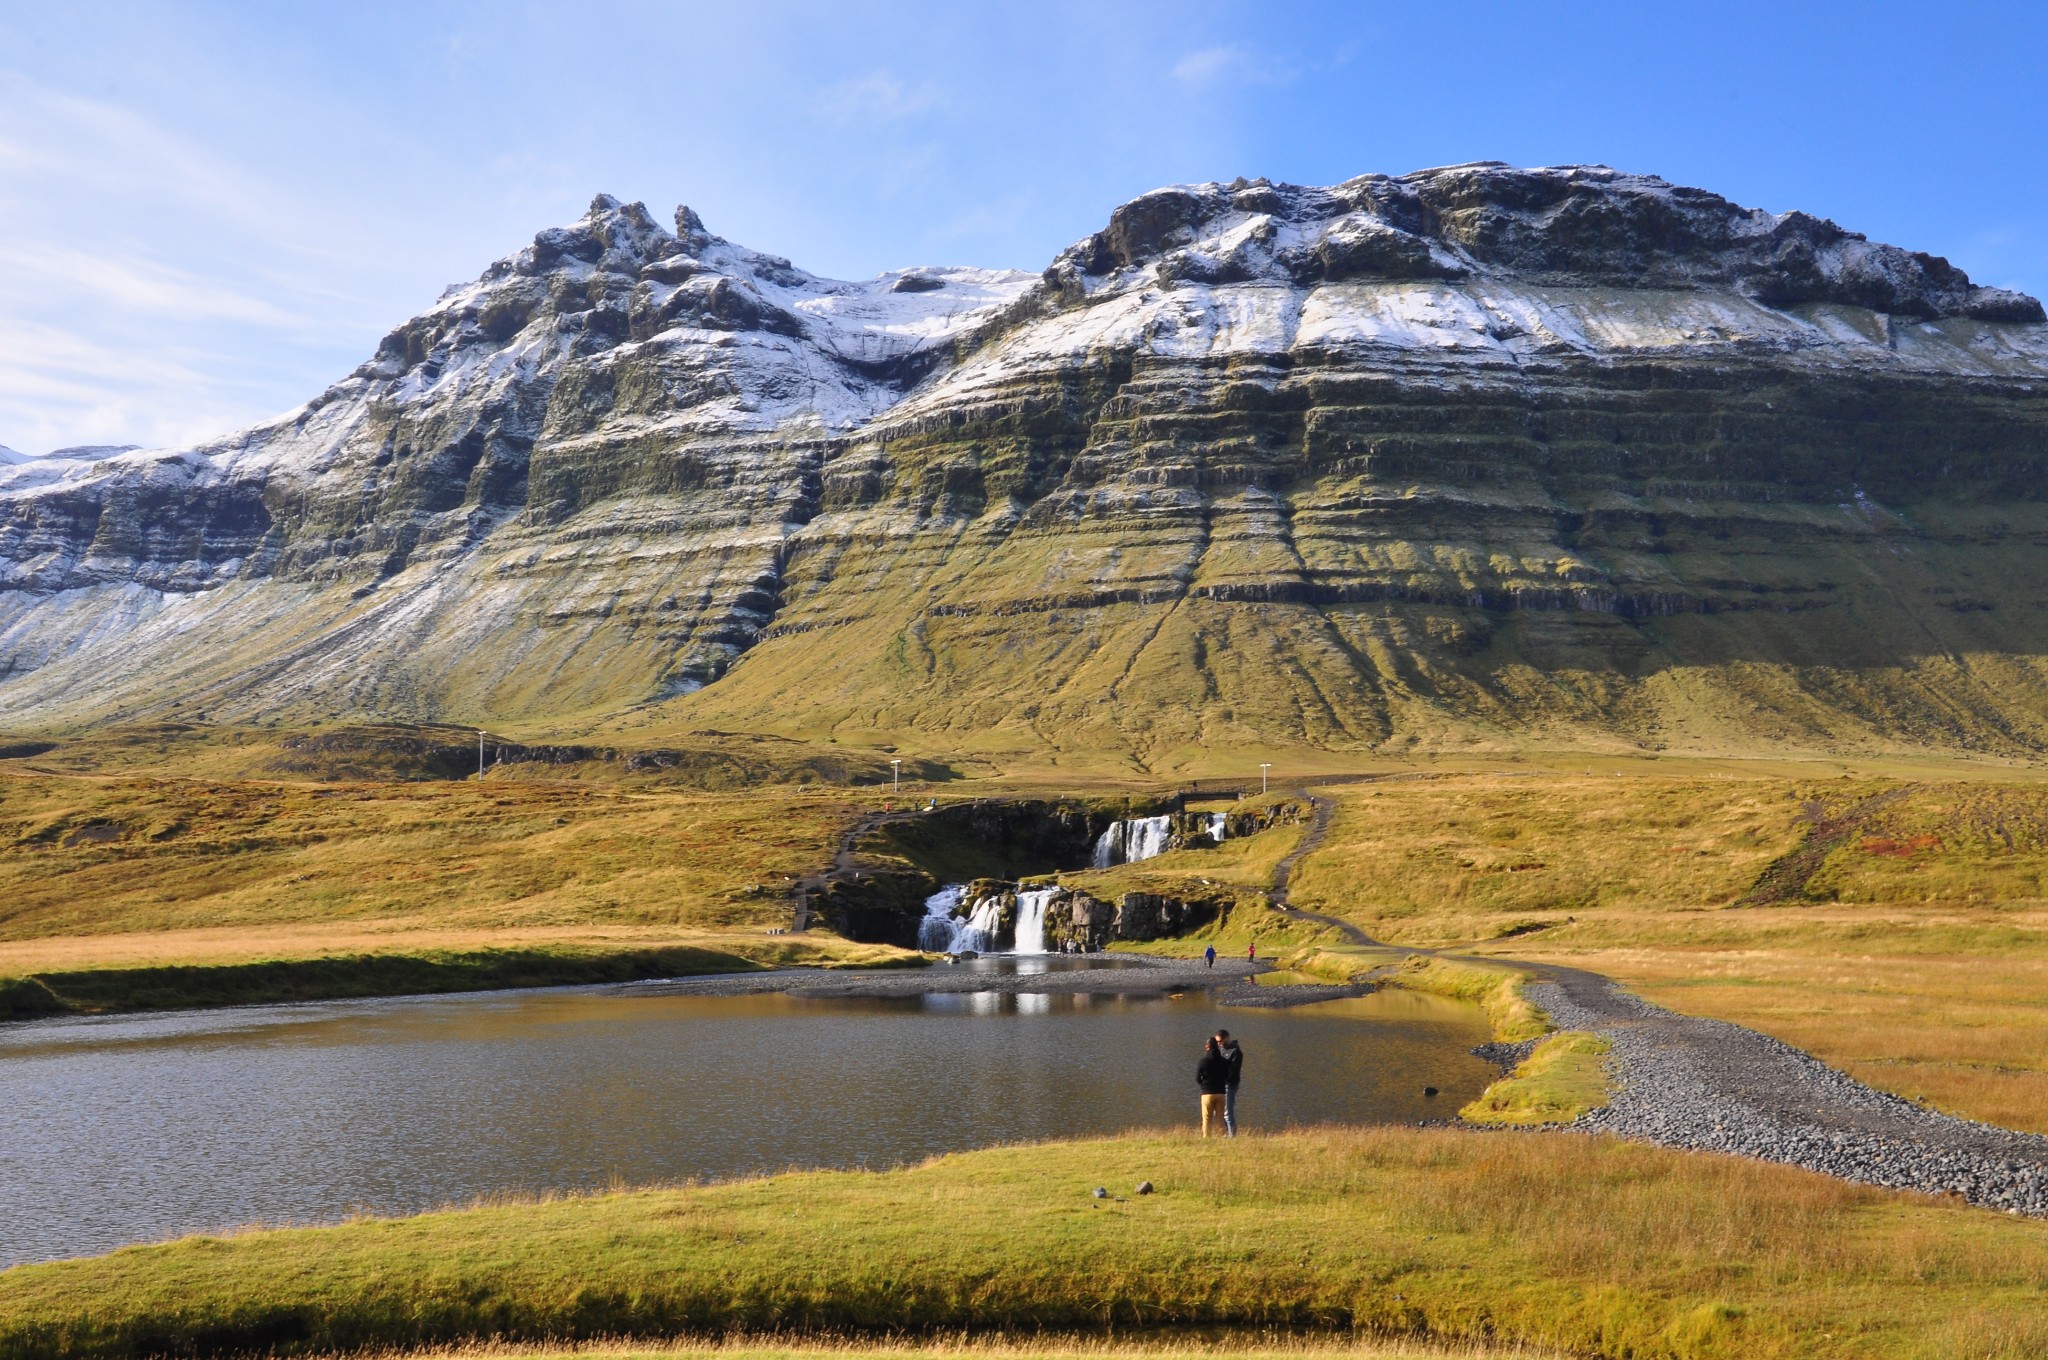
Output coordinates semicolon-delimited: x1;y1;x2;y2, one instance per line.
0;72;393;453
0;240;303;328
813;71;944;125
1170;45;1297;87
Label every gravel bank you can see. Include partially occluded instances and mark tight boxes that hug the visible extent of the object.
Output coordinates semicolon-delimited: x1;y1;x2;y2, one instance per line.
1523;965;2048;1218
623;954;1262;1001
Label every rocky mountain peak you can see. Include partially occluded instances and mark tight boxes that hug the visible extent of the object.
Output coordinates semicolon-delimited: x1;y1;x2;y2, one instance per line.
2;165;2047;757
1051;163;2042;323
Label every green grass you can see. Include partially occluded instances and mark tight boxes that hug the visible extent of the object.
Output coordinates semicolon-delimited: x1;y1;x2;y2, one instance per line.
4;1130;2046;1360
1460;1032;1613;1126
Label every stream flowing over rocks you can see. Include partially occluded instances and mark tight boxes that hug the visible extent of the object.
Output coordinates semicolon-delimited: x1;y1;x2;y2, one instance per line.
1525;968;2048;1218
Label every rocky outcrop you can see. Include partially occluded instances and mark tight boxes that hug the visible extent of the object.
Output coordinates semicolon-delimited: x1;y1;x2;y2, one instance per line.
1049;890;1225;950
3;167;2047;760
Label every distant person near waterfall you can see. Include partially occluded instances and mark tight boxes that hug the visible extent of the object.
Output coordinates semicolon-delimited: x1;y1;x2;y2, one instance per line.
1216;1029;1244;1136
1204;944;1216;969
1196;1037;1230;1137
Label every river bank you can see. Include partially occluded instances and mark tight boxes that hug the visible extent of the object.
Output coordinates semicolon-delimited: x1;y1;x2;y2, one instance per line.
0;936;925;1020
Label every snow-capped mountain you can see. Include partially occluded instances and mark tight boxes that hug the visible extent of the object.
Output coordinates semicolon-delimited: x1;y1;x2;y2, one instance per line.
2;165;2046;760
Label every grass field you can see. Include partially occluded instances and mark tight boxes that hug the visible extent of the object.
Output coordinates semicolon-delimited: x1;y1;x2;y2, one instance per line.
373;1343;1552;1360
3;1130;2044;1360
6;743;2047;1133
1274;773;2048;1134
382;1343;1558;1360
0;767;923;1012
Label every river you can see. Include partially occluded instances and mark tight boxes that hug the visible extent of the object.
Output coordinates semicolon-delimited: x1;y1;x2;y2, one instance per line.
0;968;1494;1267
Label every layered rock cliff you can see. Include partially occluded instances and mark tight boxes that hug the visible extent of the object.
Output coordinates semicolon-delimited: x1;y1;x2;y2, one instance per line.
5;164;2048;764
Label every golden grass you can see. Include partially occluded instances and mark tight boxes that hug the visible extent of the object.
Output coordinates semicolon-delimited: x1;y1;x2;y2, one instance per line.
1284;775;1803;942
0;925;902;976
375;1340;1555;1360
4;1129;2045;1360
1460;1032;1612;1126
0;770;923;1012
1504;933;2048;1135
0;772;863;940
1112;772;2048;1135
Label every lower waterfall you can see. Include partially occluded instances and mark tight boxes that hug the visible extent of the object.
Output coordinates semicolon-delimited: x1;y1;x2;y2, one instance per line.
922;883;1058;954
917;885;965;952
1012;887;1057;954
919;885;1006;953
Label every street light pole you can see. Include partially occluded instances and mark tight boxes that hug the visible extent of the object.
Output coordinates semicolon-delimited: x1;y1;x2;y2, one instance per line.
1259;762;1271;795
890;758;902;798
478;729;486;780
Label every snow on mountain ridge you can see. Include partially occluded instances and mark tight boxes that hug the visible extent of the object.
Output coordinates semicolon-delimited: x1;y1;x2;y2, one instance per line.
8;167;2046;521
1049;164;2042;323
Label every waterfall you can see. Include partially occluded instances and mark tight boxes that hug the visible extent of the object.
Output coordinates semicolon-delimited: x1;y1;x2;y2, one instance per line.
1089;823;1118;870
1091;814;1175;868
921;883;1057;954
1125;814;1172;861
919;884;1003;952
1209;812;1228;841
917;884;966;952
1013;887;1057;953
957;895;1004;952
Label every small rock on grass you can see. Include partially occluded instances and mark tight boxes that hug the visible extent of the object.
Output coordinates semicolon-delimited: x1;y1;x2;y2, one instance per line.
1136;1180;1154;1195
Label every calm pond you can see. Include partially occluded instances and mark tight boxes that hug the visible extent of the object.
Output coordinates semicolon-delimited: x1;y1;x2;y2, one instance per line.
0;970;1494;1267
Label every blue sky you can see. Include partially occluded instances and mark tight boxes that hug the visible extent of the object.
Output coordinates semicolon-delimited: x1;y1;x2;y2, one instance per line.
3;0;2045;453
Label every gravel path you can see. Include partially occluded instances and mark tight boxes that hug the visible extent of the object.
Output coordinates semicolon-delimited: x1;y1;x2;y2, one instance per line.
1520;963;2048;1218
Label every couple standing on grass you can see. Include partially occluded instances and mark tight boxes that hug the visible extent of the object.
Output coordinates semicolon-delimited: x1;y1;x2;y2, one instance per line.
1196;1029;1244;1137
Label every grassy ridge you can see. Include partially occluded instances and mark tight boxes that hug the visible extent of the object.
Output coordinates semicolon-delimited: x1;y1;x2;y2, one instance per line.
0;771;926;1013
2;1130;2044;1360
0;940;918;1019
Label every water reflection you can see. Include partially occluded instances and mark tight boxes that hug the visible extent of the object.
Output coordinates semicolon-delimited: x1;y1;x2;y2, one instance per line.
0;983;1492;1268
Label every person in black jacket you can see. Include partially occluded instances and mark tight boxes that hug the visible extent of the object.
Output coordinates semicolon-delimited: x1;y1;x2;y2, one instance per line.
1215;1028;1244;1136
1196;1037;1230;1136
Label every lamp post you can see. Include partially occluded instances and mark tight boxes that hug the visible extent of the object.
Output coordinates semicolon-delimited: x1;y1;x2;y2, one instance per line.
477;729;486;780
1259;762;1271;795
891;758;902;798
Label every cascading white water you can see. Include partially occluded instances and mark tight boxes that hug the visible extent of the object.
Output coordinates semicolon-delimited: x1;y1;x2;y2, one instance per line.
1124;814;1172;861
922;883;1057;954
1090;814;1180;868
917;884;966;952
1012;887;1057;953
920;885;1004;952
931;810;1230;953
1089;824;1118;870
957;895;1004;952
